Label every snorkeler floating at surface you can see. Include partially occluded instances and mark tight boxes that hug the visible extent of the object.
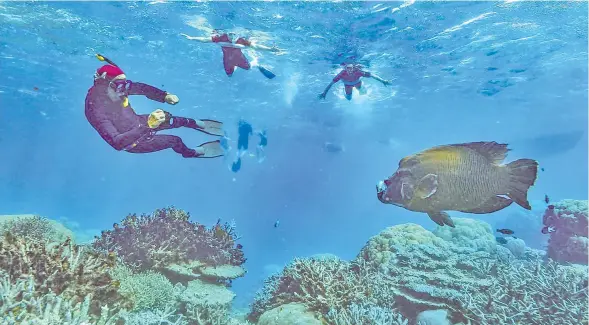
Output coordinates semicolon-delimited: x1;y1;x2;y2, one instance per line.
180;30;281;79
85;54;225;159
319;63;392;100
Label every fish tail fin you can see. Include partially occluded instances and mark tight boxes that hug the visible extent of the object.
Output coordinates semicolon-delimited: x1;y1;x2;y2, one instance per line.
505;158;538;210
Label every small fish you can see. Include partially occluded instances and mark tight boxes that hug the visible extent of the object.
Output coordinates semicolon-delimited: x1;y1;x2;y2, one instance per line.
544;194;550;204
376;142;539;227
274;220;280;228
236;244;243;249
541;167;545;172
496;228;514;235
33;87;39;91
547;204;554;210
541;226;556;234
495;236;508;244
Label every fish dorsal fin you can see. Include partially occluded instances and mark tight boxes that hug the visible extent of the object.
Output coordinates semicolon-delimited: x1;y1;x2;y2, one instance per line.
453;141;510;164
415;174;438;199
398;155;419;168
412;145;465;166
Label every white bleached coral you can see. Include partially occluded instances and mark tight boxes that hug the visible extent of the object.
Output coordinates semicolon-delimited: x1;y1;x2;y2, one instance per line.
432;217;496;253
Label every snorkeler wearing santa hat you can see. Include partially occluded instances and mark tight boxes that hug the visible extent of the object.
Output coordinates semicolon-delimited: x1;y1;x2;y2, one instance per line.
85;54;225;158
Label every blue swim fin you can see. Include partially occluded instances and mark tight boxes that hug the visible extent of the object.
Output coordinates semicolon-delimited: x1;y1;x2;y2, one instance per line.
231;157;242;173
258;66;276;79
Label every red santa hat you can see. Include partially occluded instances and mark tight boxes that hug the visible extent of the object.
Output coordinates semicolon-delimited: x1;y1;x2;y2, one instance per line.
95;64;125;81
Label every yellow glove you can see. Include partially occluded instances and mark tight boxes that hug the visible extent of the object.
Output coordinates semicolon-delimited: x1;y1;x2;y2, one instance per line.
164;93;179;105
147;109;166;129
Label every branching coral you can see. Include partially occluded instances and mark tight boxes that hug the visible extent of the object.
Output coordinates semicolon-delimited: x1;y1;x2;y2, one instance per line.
92;207;246;277
110;264;179;312
0;232;130;319
0;214;75;244
460;259;588;324
247;257;387;323
0;274;122;324
326;303;409;325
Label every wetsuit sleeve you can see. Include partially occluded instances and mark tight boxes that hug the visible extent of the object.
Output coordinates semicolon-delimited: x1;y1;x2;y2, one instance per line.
127;82;167;102
86;101;151;151
332;71;344;83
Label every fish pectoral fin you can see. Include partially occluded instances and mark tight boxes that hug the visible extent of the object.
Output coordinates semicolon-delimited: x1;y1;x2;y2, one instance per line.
415;174;438;199
427;211;455;227
459;196;513;214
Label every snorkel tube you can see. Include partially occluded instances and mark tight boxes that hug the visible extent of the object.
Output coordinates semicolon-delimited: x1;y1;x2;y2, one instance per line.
95;53;129;108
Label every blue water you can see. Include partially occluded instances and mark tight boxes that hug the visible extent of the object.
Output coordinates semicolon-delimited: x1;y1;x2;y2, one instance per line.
0;0;587;309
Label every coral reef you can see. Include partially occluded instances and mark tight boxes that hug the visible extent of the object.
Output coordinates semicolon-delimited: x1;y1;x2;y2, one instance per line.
0;214;75;243
542;199;588;264
247;256;395;324
250;217;588;325
111;264;179;312
356;221;496;320
460;259;588;324
0;274;121;324
92;207;246;283
0;232;130;320
257;303;322;325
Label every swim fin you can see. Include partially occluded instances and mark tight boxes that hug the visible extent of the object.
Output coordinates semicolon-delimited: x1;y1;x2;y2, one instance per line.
197;119;224;136
258;66;276;79
231;157;242;173
195;140;224;158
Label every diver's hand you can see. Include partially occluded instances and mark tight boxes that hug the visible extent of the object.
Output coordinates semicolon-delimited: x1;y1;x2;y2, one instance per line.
180;33;194;40
270;45;281;53
148;109;167;129
382;80;392;86
318;92;327;100
164;93;179;105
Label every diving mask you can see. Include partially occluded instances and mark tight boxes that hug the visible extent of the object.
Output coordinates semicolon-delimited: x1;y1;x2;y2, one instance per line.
109;79;132;96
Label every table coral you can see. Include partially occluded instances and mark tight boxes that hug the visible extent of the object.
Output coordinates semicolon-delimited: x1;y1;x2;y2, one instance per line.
542;199;588;264
92;207;246;276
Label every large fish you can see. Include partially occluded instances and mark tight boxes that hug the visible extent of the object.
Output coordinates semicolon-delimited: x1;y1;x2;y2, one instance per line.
376;141;538;227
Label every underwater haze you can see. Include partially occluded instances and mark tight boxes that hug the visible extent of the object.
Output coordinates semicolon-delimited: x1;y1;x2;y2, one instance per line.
0;1;588;324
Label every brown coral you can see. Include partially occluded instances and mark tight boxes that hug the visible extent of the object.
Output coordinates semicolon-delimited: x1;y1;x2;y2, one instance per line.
248;257;387;323
92;207;245;276
0;232;131;319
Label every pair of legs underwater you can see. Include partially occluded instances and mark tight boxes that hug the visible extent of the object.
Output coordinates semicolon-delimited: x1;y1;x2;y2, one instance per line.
344;80;367;100
223;51;276;79
126;113;225;158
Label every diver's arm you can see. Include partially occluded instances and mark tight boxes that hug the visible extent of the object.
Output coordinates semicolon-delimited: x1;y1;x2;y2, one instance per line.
249;42;281;52
367;73;391;86
319;81;336;99
127;82;167;102
180;34;213;43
